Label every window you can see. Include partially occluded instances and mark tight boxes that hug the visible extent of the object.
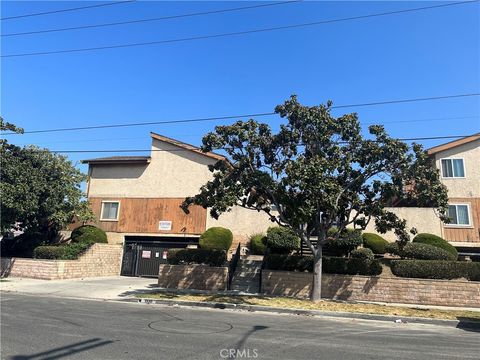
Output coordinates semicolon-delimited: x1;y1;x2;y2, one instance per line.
441;158;465;178
100;201;120;221
447;204;470;226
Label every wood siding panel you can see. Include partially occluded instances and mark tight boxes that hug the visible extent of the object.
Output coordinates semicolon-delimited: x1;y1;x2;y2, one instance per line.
444;198;480;243
89;197;206;235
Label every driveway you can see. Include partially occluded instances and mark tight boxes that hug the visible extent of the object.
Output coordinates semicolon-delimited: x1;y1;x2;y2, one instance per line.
0;276;156;300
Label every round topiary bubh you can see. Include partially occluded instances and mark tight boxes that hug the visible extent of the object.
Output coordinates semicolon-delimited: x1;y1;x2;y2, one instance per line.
413;233;458;260
265;227;300;254
71;225;108;244
351;247;375;261
324;228;363;257
362;233;389;254
199;227;233;251
250;233;267;255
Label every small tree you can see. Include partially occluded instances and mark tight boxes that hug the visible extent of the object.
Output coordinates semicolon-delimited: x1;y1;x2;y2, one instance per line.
181;96;449;301
1;118;93;245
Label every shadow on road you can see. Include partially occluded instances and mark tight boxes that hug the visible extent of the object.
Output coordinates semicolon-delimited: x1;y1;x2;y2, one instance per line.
9;338;114;360
456;317;480;332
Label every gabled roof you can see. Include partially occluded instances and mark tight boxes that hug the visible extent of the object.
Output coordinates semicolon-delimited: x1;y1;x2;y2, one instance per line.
81;156;151;165
427;133;480;156
150;132;226;161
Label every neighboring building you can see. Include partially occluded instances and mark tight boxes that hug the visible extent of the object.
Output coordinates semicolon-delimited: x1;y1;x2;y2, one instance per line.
427;133;480;246
80;132;273;276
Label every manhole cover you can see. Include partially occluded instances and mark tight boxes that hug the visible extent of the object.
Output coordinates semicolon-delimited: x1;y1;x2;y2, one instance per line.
148;319;233;334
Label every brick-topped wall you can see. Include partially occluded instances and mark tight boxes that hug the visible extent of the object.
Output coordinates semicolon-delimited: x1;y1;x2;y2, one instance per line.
261;270;480;308
1;244;123;280
158;264;228;291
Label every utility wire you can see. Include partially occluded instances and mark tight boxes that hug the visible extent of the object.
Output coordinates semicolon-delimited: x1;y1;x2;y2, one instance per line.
3;0;477;58
46;134;480;153
2;93;478;136
2;1;302;37
1;1;135;21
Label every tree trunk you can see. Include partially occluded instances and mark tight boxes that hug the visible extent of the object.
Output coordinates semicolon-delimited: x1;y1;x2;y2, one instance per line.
311;244;323;302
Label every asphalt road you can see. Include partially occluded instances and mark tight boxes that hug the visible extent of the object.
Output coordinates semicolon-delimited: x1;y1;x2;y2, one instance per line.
1;293;478;360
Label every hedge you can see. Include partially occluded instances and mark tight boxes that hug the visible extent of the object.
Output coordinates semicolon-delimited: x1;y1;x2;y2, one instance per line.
324;228;363;256
413;233;458;260
362;233;389;254
386;242;456;261
264;254;382;276
250;233;267;255
391;260;480;281
167;249;226;267
199;227;233;251
265;227;300;254
351;248;375;261
33;241;94;260
71;225;107;244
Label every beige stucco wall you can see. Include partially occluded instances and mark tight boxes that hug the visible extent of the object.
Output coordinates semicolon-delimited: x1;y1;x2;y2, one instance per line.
363;207;443;241
432;139;480;198
88;138;216;198
206;207;276;244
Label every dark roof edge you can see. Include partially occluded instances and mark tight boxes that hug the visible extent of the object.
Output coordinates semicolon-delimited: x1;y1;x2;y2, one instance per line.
81;156;151;165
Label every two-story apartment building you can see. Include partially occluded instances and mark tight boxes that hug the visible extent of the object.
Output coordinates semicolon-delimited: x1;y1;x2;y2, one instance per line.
427;133;480;246
80;131;479;275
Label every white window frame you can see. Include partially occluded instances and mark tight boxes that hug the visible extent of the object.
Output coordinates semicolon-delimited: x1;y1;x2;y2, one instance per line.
100;201;120;221
440;158;466;179
445;203;472;227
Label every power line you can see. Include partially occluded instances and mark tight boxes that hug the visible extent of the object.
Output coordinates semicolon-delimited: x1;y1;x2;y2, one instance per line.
3;0;476;58
2;93;478;136
1;1;135;21
45;134;479;153
2;1;302;37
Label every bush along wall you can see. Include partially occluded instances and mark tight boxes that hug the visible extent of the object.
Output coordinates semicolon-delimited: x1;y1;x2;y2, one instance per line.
385;242;457;261
391;260;480;281
250;233;267;255
264;254;382;276
324;228;363;257
362;233;388;254
167;249;227;267
412;233;458;260
265;227;300;254
199;227;233;251
71;225;108;244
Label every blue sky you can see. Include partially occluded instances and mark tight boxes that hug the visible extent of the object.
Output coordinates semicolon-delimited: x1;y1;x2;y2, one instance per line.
1;1;479;174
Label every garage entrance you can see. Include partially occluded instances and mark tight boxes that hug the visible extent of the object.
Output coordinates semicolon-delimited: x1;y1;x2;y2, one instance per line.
121;235;199;277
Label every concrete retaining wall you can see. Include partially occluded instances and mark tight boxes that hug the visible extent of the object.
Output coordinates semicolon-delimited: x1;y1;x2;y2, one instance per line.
1;244;123;280
261;270;480;308
158;264;228;291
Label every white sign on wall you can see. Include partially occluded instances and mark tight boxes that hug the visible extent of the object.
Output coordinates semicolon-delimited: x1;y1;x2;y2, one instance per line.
159;220;172;231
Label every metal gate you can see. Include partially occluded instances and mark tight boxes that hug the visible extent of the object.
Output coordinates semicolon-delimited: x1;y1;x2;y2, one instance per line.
121;236;199;277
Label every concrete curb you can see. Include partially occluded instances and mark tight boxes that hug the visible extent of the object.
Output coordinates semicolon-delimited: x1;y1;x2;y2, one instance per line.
121;297;480;329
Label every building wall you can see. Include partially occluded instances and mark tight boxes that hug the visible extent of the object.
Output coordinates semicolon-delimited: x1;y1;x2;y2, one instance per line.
432;139;480;198
443;197;480;243
363;207;443;241
88;139;216;198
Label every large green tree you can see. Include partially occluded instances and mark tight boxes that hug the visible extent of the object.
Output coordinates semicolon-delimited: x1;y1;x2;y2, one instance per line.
182;96;449;301
1;117;93;253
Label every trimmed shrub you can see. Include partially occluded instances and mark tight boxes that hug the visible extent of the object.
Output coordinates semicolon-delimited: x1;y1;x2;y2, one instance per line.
362;233;389;254
413;233;458;260
391;260;480;281
265;227;300;254
250;233;267;255
167;249;226;267
264;254;382;276
386;242;456;261
199;227;233;251
33;241;93;260
71;225;107;244
324;228;363;257
323;257;382;276
351;248;375;261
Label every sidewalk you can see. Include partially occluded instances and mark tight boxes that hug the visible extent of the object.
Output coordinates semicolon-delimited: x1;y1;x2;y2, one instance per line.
0;276;156;300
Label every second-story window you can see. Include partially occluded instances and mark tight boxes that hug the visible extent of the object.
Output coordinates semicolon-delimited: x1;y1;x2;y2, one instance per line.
441;158;465;178
100;201;120;221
